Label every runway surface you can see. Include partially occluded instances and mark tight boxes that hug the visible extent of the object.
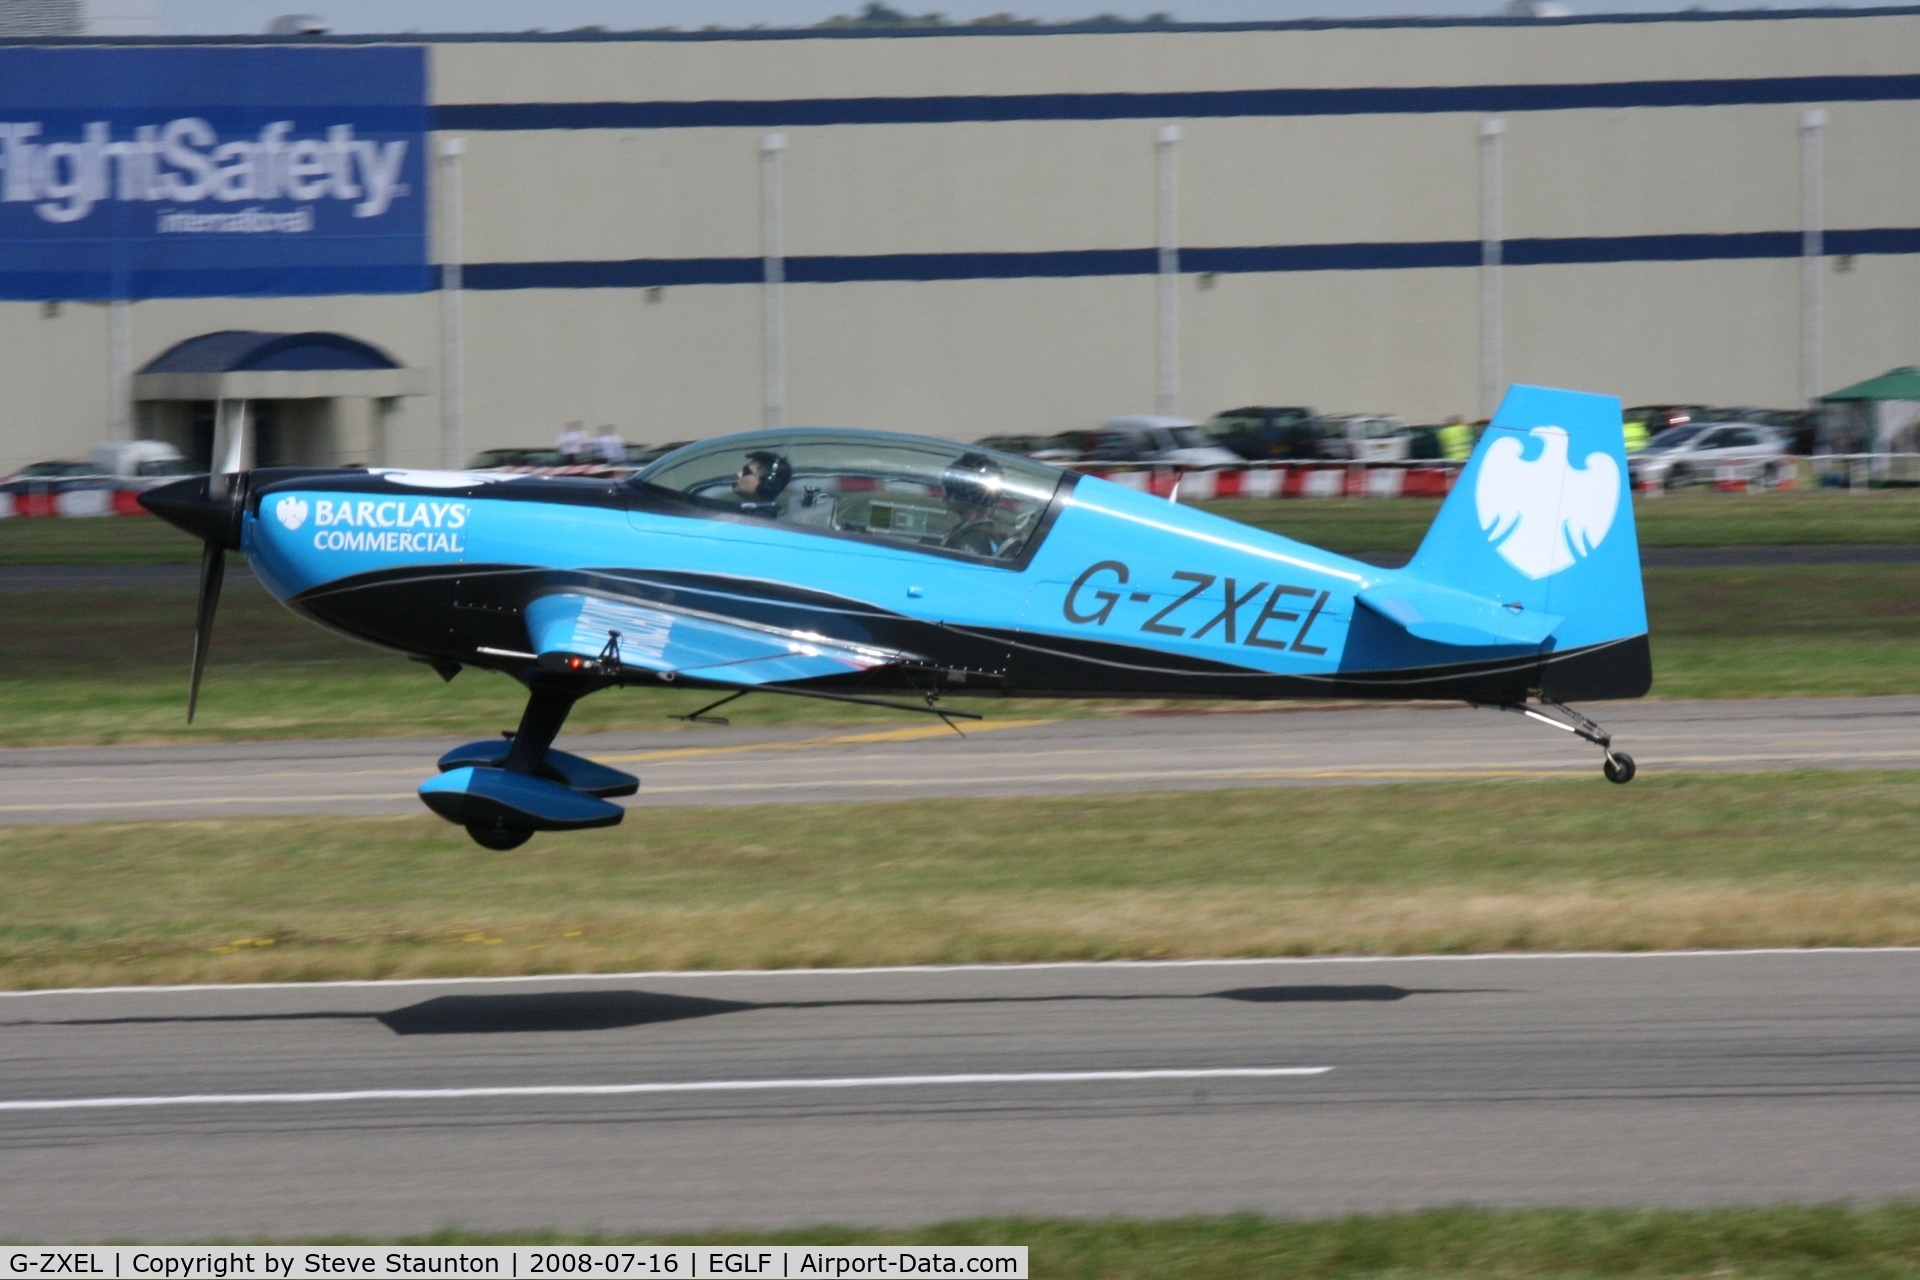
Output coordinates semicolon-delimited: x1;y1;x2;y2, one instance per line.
2;696;1916;824
3;951;1918;1239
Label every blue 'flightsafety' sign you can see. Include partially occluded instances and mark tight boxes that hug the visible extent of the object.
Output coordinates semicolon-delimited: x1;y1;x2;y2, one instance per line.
0;45;430;300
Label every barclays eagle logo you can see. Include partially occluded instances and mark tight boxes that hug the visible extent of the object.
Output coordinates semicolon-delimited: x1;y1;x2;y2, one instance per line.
1475;425;1619;579
274;496;309;531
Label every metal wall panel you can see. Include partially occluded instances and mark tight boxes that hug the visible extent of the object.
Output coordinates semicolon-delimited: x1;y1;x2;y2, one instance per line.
3;12;1919;472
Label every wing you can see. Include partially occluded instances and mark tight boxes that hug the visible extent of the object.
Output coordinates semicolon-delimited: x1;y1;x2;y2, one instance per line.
1560;450;1621;559
1474;435;1529;543
524;592;919;686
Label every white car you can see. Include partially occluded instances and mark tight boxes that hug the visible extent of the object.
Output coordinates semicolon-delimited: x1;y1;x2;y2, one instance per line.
1312;414;1410;463
89;440;198;488
1629;422;1789;490
1093;415;1243;467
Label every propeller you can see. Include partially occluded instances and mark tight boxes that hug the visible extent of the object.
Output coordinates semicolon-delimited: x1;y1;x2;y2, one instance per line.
189;538;225;722
140;471;248;723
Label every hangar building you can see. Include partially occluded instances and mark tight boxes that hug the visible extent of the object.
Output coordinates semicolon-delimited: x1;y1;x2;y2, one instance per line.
2;8;1919;473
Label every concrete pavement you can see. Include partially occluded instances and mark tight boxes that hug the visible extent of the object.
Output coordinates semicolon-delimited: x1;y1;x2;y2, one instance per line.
0;696;1915;824
2;951;1917;1238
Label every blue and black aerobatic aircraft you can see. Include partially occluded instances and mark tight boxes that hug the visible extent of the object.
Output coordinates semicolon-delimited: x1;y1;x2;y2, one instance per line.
143;383;1650;849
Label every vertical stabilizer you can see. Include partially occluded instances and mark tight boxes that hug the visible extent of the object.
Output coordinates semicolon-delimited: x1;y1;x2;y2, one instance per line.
1407;384;1650;699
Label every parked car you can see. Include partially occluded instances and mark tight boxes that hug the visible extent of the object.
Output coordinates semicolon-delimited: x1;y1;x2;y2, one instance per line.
972;434;1053;457
1403;424;1448;461
1624;405;1711;437
1203;406;1316;460
1629;421;1790;490
2;460;103;484
470;447;559;469
473;442;688;472
1086;416;1242;467
2;442;191;496
1701;407;1817;455
625;441;688;467
1027;429;1114;463
1310;414;1410;463
89;440;196;487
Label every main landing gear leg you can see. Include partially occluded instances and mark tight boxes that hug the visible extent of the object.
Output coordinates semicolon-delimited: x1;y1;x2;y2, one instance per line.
1489;698;1636;784
504;682;577;776
466;683;579;850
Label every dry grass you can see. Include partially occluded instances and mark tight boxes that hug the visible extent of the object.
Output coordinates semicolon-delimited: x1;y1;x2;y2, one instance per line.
6;771;1920;989
23;886;1918;992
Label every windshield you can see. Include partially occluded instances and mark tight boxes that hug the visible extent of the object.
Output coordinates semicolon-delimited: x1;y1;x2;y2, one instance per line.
16;461;94;477
1167;427;1211;449
1646;425;1705;450
634;430;1065;564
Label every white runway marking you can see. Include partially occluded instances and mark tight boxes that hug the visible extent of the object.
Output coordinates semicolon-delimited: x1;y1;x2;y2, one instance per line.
0;1067;1333;1112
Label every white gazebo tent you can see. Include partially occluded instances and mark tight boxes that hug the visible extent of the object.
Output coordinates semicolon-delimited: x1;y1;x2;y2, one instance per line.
1818;367;1920;484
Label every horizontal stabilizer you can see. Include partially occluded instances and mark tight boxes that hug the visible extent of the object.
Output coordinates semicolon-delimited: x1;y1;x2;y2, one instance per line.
419;766;625;832
1356;582;1562;648
525;592;914;686
436;741;639;798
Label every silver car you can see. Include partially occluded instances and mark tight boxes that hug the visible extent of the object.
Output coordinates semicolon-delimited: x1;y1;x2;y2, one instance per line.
1092;416;1243;467
1311;414;1411;463
1629;421;1789;491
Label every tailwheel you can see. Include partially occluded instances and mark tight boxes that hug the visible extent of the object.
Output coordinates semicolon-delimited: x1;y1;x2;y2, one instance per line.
1483;699;1638;786
466;821;534;851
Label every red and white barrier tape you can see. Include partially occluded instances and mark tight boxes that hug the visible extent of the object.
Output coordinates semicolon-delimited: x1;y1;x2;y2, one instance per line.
1087;462;1462;500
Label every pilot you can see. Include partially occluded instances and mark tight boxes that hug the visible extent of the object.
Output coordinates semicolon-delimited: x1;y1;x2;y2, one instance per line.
733;450;792;517
941;452;1008;556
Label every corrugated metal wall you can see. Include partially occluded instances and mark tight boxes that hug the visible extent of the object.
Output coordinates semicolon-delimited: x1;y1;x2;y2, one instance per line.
4;11;1919;469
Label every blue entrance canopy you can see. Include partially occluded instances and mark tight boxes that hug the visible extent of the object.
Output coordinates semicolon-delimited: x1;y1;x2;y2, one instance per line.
140;330;401;374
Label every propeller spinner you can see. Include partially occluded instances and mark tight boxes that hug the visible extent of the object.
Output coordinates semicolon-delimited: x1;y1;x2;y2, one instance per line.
141;472;248;722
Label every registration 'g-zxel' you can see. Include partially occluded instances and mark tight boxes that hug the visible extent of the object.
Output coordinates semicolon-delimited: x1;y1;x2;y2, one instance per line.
143;384;1651;850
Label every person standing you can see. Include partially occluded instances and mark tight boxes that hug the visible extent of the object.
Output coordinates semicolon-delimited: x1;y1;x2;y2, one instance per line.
1439;415;1475;461
593;425;626;465
555;421;588;461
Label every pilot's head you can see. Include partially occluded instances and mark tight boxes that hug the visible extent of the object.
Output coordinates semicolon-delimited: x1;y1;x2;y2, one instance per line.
942;452;1005;510
734;450;792;503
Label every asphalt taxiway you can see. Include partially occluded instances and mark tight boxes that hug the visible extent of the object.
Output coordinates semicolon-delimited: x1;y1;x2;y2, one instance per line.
0;696;1915;824
3;950;1918;1239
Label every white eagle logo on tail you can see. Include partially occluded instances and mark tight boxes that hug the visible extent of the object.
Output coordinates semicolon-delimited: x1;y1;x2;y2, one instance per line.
1475;425;1620;579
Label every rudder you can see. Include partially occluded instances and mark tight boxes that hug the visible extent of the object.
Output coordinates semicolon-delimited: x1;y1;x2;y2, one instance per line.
1406;385;1650;700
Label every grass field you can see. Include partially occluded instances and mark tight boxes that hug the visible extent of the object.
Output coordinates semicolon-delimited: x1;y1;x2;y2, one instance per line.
5;771;1918;989
410;1206;1920;1279
2;488;1917;564
0;563;1912;745
0;513;217;564
1203;487;1920;554
1638;563;1920;699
